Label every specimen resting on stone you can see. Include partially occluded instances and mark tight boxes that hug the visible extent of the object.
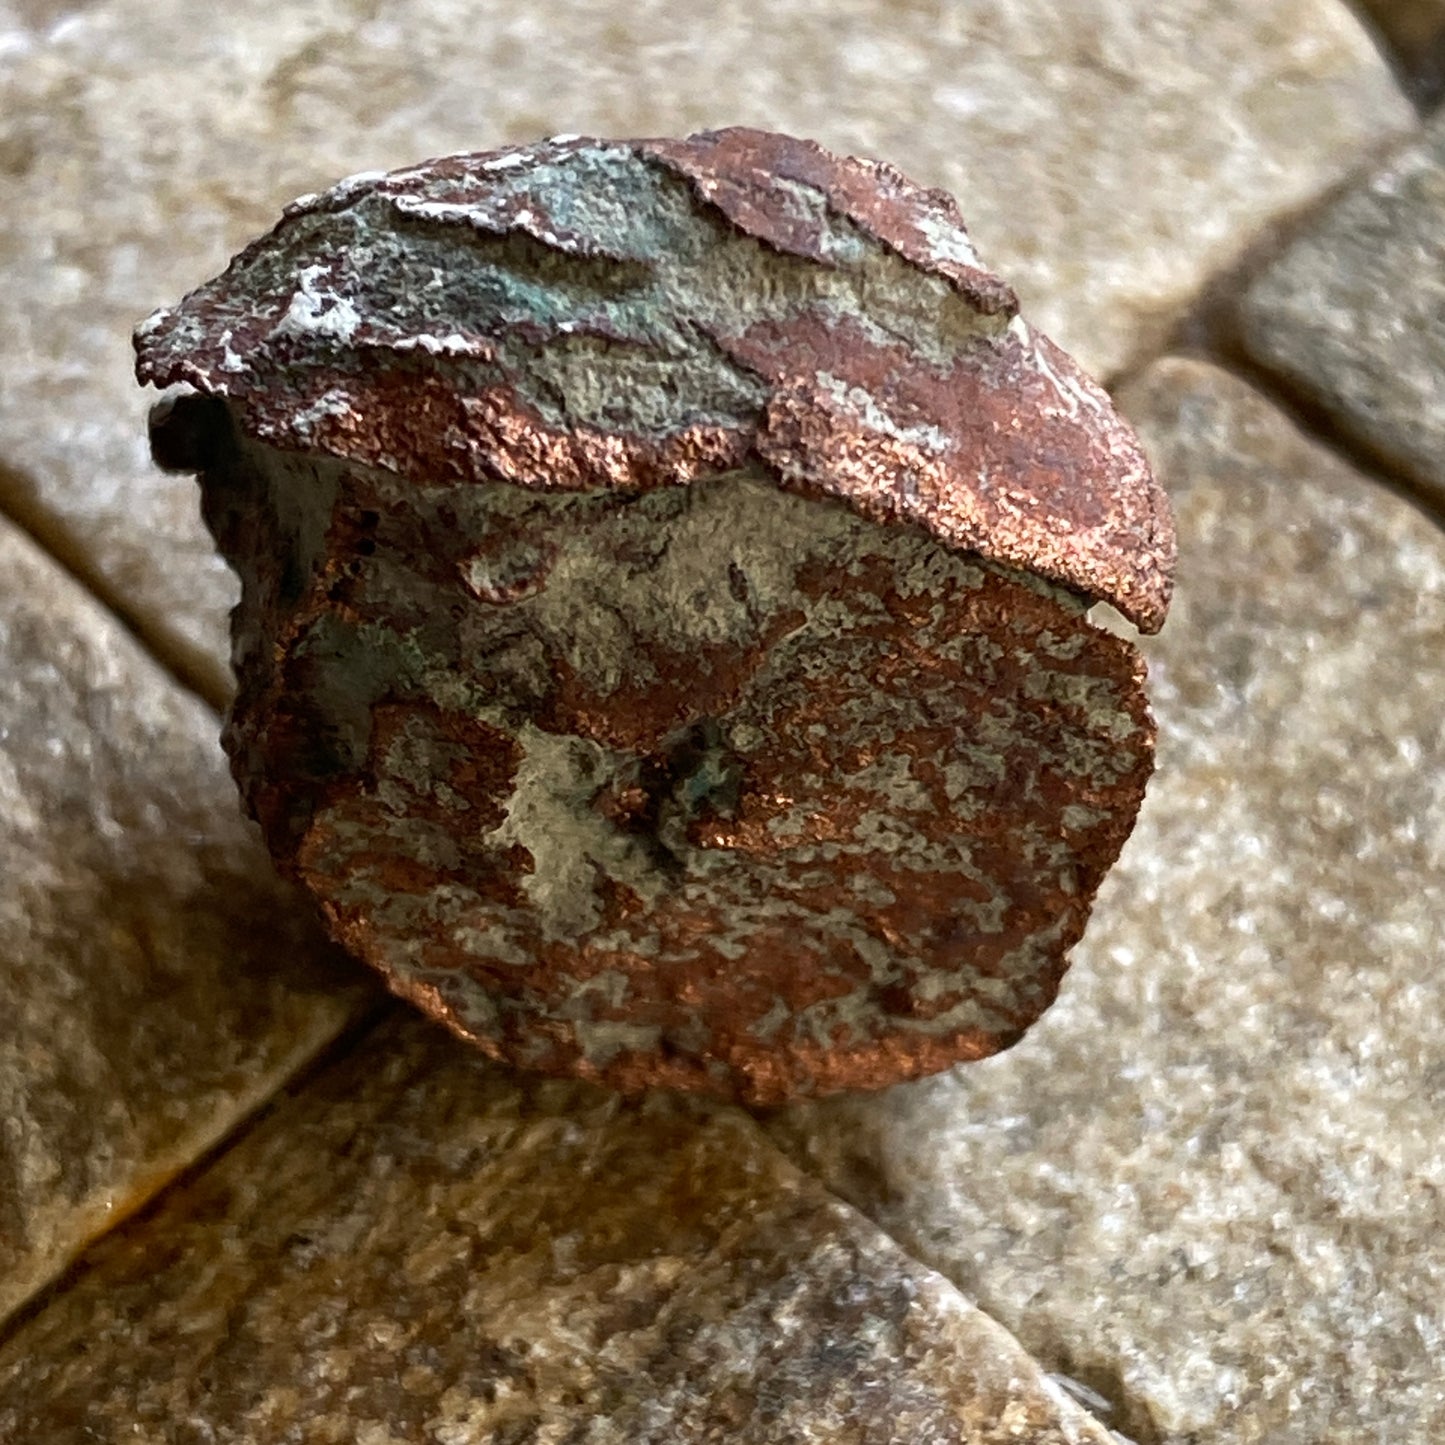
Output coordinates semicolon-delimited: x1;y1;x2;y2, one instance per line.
135;127;1175;1104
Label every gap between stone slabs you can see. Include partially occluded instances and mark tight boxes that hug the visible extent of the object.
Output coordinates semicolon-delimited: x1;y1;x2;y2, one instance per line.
0;456;232;708
0;513;380;1332
1123;118;1445;542
1348;0;1445;104
1238;103;1445;523
0;1009;1122;1445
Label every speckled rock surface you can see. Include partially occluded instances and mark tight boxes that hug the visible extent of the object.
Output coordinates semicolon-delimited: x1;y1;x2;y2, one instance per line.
764;359;1445;1444
136;132;1169;1104
1241;110;1445;513
0;514;372;1330
0;1012;1117;1445
0;0;1408;689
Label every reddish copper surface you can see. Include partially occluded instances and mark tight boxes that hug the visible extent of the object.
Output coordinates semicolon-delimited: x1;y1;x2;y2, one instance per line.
214;455;1156;1103
721;310;1174;633
136;128;1175;1101
137;126;1173;632
641;127;1020;314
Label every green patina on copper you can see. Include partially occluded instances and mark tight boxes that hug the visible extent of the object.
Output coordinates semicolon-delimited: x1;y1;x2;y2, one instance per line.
136;129;1172;1102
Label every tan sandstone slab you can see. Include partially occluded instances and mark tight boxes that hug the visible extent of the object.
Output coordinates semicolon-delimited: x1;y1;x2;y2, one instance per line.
765;358;1445;1444
0;0;1411;694
0;514;373;1330
1241;108;1445;517
0;1011;1117;1445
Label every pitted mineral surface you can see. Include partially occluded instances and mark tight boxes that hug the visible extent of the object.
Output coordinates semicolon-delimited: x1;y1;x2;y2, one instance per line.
136;130;1172;1103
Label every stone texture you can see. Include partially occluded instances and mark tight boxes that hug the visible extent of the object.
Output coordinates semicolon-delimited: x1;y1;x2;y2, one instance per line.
0;0;1409;693
1241;109;1445;515
764;359;1445;1444
136;131;1169;1104
0;514;372;1329
0;1;94;36
0;1012;1117;1445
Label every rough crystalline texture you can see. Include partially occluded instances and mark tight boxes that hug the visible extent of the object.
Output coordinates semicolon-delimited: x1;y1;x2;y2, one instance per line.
135;129;1174;1103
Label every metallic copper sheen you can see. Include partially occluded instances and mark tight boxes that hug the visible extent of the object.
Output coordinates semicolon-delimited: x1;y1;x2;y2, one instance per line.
134;127;1175;1103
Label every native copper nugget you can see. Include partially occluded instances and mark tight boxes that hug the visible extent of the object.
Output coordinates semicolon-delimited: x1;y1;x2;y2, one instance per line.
135;128;1174;1104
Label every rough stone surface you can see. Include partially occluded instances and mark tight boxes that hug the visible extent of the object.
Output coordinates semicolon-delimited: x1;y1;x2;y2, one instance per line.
764;359;1445;1444
0;1;93;38
135;132;1169;1105
1241;110;1445;514
0;514;371;1330
0;1012;1118;1445
0;0;1409;688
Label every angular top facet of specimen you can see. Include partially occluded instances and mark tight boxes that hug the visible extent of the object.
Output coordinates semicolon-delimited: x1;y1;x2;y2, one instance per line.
137;128;1174;633
135;129;1175;1103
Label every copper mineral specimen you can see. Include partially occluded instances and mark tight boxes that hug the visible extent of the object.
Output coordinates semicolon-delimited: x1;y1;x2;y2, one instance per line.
135;128;1175;1104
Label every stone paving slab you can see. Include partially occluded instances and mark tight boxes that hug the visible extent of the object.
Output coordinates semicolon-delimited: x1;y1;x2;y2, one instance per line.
0;514;375;1330
0;0;1411;694
764;358;1445;1444
0;1011;1118;1445
1240;107;1445;515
